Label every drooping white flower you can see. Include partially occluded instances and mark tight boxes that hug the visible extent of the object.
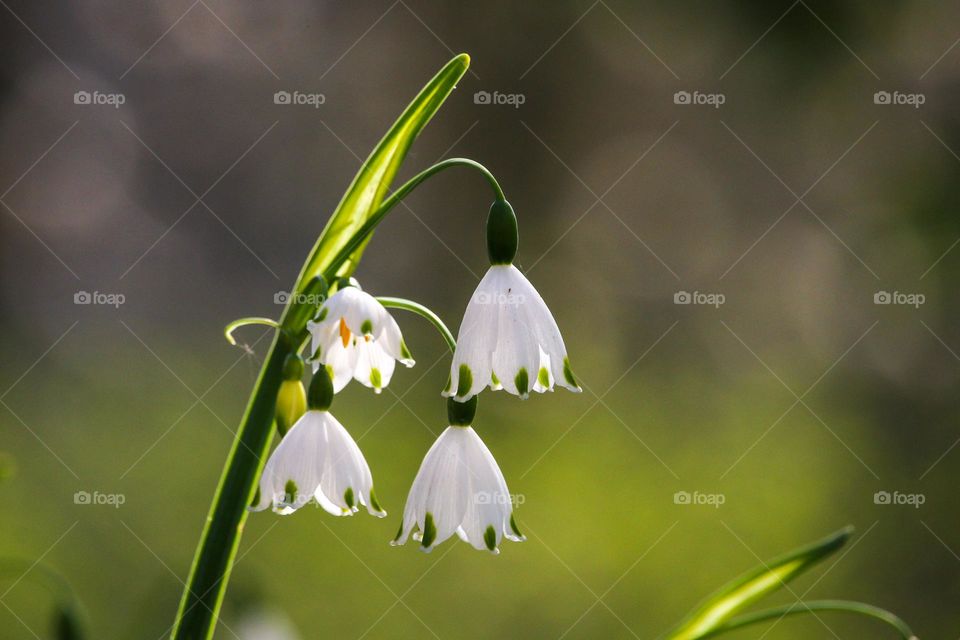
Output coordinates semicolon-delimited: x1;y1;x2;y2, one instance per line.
251;409;384;517
392;399;523;553
308;283;414;394
445;263;580;401
252;368;385;517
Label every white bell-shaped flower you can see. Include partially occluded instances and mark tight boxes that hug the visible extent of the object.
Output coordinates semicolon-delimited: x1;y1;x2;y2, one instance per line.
309;282;414;394
392;398;524;553
251;367;385;517
444;200;580;402
445;263;580;401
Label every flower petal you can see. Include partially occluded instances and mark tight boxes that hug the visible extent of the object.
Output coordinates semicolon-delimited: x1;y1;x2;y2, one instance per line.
253;412;326;514
353;339;396;394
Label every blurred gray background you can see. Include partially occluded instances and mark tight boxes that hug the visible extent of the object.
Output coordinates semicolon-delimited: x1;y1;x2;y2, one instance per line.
1;1;959;638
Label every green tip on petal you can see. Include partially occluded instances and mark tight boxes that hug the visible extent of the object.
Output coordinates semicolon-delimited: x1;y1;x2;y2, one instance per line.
456;364;473;398
370;368;382;389
515;368;529;397
510;514;523;538
563;357;579;389
360;319;374;335
401;340;413;361
491;371;500;386
250;486;261;508
370;487;383;513
393;521;404;542
421;513;437;548
344;487;355;509
284;480;298;503
484;525;497;552
537;366;550;388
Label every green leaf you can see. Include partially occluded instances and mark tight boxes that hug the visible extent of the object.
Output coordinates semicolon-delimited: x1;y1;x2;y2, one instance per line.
296;54;470;289
667;527;852;640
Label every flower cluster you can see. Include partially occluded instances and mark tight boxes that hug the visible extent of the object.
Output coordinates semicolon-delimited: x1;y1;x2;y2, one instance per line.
251;199;579;554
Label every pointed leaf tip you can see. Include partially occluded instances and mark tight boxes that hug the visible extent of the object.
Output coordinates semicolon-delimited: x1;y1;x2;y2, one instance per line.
667;526;854;640
294;54;472;295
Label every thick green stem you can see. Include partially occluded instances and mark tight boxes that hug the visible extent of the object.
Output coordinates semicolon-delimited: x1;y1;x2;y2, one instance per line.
689;600;916;640
377;296;456;352
170;332;294;639
319;158;503;283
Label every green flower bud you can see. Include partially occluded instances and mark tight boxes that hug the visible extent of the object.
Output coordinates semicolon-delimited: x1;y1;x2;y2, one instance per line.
276;354;306;436
307;364;335;411
447;396;477;426
281;353;304;381
486;199;518;265
275;385;306;437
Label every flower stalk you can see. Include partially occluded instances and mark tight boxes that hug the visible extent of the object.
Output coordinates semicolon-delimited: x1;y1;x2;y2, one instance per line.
377;297;457;352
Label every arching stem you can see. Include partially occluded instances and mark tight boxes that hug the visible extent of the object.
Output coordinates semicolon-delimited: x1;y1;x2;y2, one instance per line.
224;317;282;346
377;297;456;352
320;158;504;283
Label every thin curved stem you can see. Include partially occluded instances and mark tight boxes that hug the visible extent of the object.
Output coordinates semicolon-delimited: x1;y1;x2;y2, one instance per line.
224;317;281;346
321;158;504;283
698;600;915;640
377;297;456;352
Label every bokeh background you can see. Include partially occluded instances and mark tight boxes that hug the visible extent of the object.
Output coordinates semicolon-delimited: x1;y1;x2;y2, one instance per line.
1;1;959;638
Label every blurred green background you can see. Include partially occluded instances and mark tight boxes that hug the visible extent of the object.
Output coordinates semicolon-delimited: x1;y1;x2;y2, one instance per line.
1;1;959;638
